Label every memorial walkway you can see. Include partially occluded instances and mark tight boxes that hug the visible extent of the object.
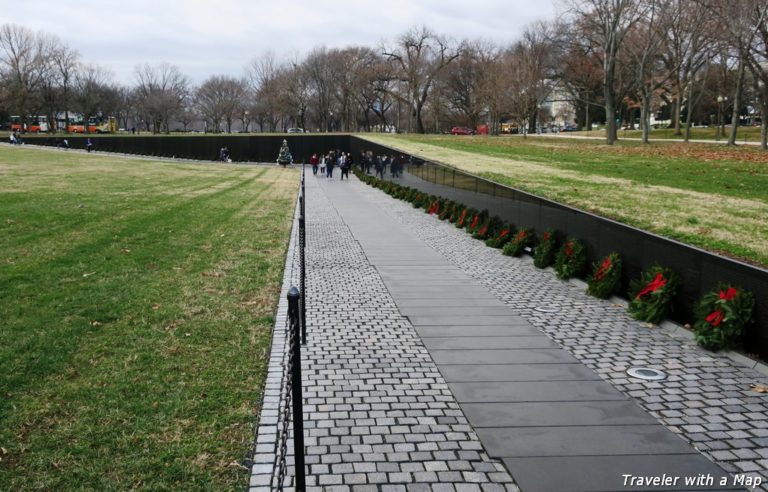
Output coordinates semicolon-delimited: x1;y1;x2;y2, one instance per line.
250;170;768;492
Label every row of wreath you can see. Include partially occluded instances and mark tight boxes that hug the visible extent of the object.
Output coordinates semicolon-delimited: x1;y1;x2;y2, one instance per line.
355;170;755;352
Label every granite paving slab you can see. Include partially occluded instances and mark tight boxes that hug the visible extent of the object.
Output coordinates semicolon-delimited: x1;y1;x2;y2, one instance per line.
449;380;626;403
460;401;657;427
439;363;600;383
421;336;559;350
502;455;742;492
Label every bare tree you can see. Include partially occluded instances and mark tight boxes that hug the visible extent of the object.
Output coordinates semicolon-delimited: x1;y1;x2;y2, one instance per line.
49;39;80;132
625;0;671;143
247;51;284;131
0;24;49;130
699;0;766;145
568;0;647;144
383;26;461;133
661;0;713;138
303;47;338;132
553;18;605;131
72;63;114;133
744;1;768;148
134;62;189;133
442;40;497;130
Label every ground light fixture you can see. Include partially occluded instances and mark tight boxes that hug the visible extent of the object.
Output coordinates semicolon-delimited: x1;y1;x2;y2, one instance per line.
627;367;667;381
534;305;561;313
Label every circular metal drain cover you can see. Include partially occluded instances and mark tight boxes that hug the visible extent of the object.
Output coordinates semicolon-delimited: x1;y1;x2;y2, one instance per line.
534;305;560;313
627;367;667;381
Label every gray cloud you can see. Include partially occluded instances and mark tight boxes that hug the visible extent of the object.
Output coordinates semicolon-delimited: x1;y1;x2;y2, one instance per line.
7;0;557;84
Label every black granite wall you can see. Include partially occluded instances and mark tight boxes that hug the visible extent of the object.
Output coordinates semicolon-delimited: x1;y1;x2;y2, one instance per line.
349;136;768;358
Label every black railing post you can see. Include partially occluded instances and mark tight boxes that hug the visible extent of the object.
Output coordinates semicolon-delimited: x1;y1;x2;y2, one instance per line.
287;287;306;491
299;166;307;345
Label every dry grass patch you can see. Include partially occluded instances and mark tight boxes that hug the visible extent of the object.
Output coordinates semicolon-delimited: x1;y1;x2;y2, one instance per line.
360;134;768;267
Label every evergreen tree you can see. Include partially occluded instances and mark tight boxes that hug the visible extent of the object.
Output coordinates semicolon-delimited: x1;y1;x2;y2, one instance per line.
277;139;293;166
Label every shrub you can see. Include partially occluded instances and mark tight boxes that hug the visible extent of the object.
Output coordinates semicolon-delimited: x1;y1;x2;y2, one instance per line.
586;252;622;299
627;266;679;324
693;284;755;351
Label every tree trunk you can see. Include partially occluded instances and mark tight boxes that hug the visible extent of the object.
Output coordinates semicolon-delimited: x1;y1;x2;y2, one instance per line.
673;96;682;135
641;94;651;144
605;96;616;145
414;107;425;134
727;55;746;146
684;79;695;143
762;115;767;150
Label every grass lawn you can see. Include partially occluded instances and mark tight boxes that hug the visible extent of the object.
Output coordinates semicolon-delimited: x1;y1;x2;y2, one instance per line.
0;146;296;490
570;126;764;142
359;134;768;268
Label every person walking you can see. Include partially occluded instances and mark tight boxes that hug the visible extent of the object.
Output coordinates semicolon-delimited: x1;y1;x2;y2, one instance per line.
86;138;94;153
310;153;319;175
340;154;350;181
319;154;326;176
326;151;335;179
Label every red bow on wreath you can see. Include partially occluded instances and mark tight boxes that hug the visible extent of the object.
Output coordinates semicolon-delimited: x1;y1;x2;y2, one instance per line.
564;242;574;257
635;273;666;300
719;287;737;301
595;257;612;281
705;309;725;327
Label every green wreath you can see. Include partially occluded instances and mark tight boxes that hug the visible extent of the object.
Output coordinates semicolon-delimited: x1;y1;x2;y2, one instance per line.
502;227;534;257
467;209;489;234
533;229;557;269
426;197;444;215
439;201;456;221
486;223;513;248
693;284;754;351
455;208;476;229
586;252;622;299
554;238;587;280
474;216;502;240
627;266;679;325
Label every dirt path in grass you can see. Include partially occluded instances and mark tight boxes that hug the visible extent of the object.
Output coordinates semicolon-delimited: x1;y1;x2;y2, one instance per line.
359;135;768;268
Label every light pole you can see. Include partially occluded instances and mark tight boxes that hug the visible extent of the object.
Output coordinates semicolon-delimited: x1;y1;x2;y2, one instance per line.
716;95;727;141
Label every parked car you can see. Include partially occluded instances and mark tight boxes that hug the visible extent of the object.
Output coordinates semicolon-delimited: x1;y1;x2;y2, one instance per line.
450;126;473;135
563;124;578;132
287;128;305;133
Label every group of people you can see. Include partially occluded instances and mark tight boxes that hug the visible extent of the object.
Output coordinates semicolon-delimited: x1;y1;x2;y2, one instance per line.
219;147;231;162
8;130;21;145
309;150;354;180
363;152;405;179
308;150;408;181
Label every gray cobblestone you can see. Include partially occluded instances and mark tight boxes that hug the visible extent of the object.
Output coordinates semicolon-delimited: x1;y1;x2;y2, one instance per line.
252;173;517;489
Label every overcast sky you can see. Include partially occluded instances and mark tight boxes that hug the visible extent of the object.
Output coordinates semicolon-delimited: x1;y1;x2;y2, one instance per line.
7;0;558;84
